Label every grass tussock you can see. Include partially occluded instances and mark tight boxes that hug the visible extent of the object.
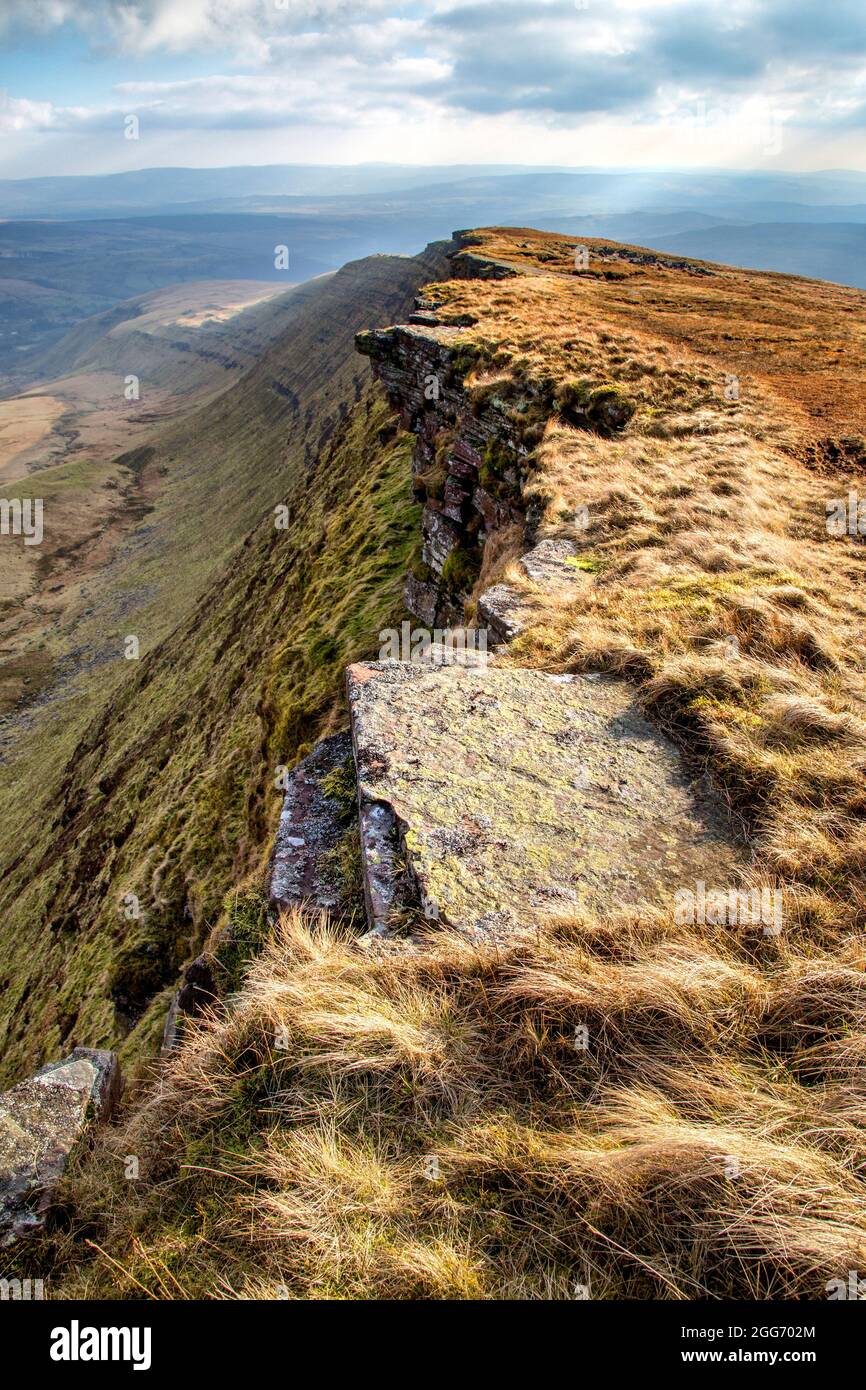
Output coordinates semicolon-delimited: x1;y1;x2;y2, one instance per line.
21;908;866;1301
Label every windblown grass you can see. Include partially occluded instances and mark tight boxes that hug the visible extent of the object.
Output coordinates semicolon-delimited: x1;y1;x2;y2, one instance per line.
29;909;866;1300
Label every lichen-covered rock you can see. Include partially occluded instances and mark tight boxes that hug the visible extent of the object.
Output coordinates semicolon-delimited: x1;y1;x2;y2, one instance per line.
421;505;463;574
477;538;585;645
476;582;526;645
347;662;741;939
403;573;439;627
0;1048;121;1246
269;731;355;913
519;537;582;585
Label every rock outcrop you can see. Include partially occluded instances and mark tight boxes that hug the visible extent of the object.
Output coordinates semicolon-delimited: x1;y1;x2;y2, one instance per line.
356;315;532;627
0;1048;121;1246
268;731;356;914
477;536;585;645
347;661;740;938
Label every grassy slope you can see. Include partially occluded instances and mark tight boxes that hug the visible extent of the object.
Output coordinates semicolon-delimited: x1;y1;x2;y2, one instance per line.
10;228;866;1301
0;283;311;718
0;246;446;1086
9;280;293;397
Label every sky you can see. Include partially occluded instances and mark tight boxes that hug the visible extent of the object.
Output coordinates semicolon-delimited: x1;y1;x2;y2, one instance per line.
0;0;865;178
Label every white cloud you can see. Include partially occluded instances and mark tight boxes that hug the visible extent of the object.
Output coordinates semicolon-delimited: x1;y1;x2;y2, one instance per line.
0;1;398;52
2;1;866;171
0;1;80;32
0;92;71;133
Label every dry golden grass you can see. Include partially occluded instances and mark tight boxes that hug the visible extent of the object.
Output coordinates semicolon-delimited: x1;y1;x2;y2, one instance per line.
437;231;866;941
18;227;866;1301
35;909;866;1300
451;227;866;444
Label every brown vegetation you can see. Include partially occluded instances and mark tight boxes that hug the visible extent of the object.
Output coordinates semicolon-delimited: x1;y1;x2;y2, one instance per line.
9;228;866;1300
36;909;866;1299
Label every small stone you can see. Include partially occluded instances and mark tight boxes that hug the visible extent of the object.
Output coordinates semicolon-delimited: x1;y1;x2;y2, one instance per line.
0;1048;122;1247
520;537;581;585
476;583;525;645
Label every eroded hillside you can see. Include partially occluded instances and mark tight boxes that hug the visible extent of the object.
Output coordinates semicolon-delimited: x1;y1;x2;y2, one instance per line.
5;228;866;1301
0;243;449;1085
0;281;299;718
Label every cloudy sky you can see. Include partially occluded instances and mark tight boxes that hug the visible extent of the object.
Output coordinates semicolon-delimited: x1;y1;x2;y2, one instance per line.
0;0;864;177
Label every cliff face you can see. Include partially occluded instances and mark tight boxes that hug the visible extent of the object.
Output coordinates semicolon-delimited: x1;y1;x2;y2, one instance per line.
354;235;642;630
357;312;532;628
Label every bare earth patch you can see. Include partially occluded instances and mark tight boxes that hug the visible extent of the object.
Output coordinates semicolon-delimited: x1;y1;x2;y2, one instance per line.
0;394;65;485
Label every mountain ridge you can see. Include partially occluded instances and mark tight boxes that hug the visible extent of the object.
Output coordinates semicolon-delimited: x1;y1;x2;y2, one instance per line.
3;225;866;1301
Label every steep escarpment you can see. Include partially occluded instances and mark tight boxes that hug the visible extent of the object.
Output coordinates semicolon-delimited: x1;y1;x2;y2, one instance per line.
5;228;866;1301
0;241;451;1087
7;281;291;399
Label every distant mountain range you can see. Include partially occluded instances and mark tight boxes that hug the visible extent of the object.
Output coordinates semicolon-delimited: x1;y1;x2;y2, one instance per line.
1;166;865;376
653;221;866;285
3;164;866;220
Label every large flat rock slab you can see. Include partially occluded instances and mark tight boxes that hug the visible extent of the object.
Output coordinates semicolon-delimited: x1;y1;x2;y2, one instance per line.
0;1048;121;1246
347;662;741;937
